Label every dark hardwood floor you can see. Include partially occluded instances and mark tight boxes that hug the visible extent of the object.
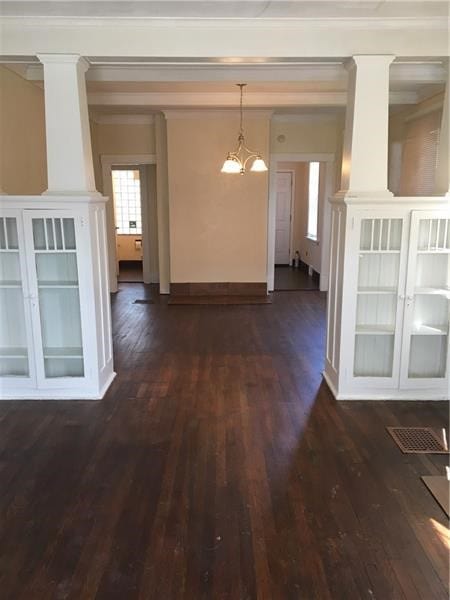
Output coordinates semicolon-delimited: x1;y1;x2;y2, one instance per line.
0;284;448;599
274;266;319;291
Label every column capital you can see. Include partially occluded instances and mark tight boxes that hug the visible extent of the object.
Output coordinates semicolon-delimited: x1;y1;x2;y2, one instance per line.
37;53;90;72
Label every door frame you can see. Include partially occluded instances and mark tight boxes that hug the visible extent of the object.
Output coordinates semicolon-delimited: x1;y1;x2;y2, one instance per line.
267;152;336;292
274;169;295;265
101;154;156;293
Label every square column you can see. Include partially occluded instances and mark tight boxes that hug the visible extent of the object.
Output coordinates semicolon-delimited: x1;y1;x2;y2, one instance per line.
37;54;98;195
435;62;450;196
340;55;395;197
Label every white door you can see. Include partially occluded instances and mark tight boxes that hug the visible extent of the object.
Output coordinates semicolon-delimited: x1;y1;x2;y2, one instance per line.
275;172;293;265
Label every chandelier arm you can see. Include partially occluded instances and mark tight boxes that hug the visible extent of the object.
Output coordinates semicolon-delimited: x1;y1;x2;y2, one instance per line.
242;152;261;169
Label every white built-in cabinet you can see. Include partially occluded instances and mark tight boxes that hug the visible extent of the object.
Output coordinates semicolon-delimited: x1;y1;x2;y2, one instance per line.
325;197;450;400
0;196;115;399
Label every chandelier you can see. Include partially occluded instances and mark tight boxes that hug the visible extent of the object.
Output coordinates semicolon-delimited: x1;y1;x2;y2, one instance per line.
221;83;268;175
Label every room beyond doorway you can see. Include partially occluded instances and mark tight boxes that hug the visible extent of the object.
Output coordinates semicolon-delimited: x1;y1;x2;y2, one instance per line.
273;162;323;291
112;167;144;283
274;265;319;291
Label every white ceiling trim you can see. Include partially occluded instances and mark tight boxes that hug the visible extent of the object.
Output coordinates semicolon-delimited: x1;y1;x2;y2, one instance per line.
19;61;446;87
162;108;274;120
87;90;419;108
0;16;448;31
90;114;155;125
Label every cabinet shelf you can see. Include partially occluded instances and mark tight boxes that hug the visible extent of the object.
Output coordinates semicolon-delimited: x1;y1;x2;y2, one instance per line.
0;280;22;288
38;281;79;288
357;287;397;294
359;250;400;255
417;249;450;254
414;287;450;298
356;324;395;335
43;347;83;359
0;347;28;358
412;324;448;336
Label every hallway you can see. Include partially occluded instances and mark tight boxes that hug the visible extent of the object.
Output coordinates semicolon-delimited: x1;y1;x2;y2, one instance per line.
0;285;448;599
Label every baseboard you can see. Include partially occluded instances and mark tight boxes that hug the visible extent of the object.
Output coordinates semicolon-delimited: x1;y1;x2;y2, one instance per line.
170;282;267;297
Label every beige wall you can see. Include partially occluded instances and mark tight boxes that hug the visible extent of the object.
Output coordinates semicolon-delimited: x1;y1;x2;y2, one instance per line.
271;114;344;192
167;113;270;283
271;114;343;155
0;66;47;194
90;120;156;192
116;235;143;261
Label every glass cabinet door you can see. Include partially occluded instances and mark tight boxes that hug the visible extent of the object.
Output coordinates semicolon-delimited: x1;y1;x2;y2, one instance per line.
402;214;449;385
353;217;404;380
0;216;31;378
29;216;85;379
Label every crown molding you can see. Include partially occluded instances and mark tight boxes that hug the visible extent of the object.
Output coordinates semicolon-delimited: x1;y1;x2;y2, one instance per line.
272;113;339;124
87;90;418;108
0;16;448;31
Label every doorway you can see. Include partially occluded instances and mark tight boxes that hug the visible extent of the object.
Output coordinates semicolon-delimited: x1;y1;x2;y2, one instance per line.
111;167;144;283
273;163;322;291
268;153;335;293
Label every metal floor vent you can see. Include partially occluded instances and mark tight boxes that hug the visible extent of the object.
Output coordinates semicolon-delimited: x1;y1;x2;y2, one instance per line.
133;299;154;304
387;427;448;454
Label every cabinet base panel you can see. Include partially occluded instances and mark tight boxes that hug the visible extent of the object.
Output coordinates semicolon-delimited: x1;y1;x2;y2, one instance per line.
322;372;449;401
0;371;116;400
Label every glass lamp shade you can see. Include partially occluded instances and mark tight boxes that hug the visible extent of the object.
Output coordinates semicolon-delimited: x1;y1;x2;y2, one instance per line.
250;157;268;172
221;158;241;174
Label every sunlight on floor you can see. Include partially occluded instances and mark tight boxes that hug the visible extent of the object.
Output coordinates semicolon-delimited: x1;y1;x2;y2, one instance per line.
430;518;450;549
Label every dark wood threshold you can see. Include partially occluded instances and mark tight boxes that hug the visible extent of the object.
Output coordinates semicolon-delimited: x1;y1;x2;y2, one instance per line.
168;295;272;305
170;282;267;297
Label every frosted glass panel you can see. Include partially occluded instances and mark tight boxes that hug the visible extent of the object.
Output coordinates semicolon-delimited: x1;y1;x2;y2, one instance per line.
360;218;402;251
32;217;84;378
408;336;447;378
38;288;84;378
0;253;21;283
63;219;76;249
356;294;397;330
415;254;449;289
32;219;46;250
354;335;394;377
36;253;78;285
5;218;18;249
0;255;29;377
413;295;449;333
417;219;450;251
358;254;400;291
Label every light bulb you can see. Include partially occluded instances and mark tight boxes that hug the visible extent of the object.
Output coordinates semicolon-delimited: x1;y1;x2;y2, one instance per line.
250;157;268;172
221;158;241;174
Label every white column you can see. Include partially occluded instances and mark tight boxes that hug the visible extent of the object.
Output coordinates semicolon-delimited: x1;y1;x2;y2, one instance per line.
435;63;450;196
37;54;98;195
340;55;395;197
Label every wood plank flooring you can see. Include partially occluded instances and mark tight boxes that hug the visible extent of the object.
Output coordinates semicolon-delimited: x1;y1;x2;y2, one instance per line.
0;284;448;599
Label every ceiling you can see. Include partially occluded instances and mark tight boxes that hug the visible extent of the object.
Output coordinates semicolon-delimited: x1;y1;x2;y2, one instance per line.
0;1;448;19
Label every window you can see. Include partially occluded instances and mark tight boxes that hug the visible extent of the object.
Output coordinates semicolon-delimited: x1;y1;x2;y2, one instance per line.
307;162;320;240
112;169;142;234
